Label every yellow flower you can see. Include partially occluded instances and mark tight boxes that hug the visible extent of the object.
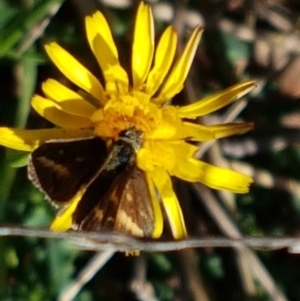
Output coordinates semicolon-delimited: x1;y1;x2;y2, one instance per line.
0;2;255;239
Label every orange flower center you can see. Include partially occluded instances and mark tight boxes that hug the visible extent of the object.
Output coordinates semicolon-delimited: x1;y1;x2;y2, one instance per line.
91;91;164;139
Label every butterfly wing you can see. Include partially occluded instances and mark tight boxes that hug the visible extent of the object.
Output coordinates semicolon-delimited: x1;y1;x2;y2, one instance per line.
75;166;155;238
28;137;107;205
115;167;155;237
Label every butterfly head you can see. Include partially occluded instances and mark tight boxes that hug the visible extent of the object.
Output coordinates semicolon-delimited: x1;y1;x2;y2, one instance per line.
118;127;144;153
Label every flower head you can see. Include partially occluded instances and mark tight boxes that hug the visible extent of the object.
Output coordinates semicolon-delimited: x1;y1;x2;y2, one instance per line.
0;2;255;239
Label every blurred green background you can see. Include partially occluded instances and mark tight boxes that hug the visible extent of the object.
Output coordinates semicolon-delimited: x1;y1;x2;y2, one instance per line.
1;0;300;300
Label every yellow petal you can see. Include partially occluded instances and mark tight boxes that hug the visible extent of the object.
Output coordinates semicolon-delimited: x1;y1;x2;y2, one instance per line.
170;160;200;183
173;158;253;193
150;168;187;239
146;26;177;96
137;145;155;172
138;139;198;174
182;122;254;141
32;95;92;129
44;43;107;105
160;140;199;175
182;122;215;141
0;127;93;151
156;27;203;103
147;106;179;140
145;172;163;238
209;122;254;139
42;79;96;117
146;140;177;172
51;188;85;231
132;2;154;88
177;81;256;118
85;11;129;93
86;11;118;64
